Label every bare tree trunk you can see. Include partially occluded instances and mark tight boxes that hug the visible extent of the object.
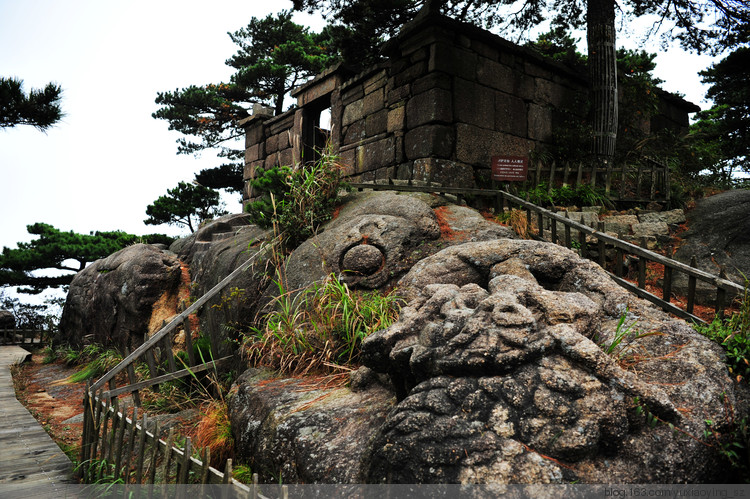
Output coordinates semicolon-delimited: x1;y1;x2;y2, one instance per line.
587;0;618;160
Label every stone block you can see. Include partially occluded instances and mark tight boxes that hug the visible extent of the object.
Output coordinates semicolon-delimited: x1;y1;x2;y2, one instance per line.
429;41;477;80
471;39;499;61
343;120;366;145
245;122;266;147
341;84;363;106
393;60;427;88
343;100;364;126
477;59;515;94
495;92;527;137
265;134;279;154
386;82;411;105
363;88;385;116
406;87;453;128
375;166;396;182
276;147;293;168
603;215;639;235
405;124;454;160
638;209;686;225
364;71;387;95
387;106;406;133
527;103;552;142
278;130;290;150
455;123;532;167
366;109;388;136
631;222;670;238
454;79;495;130
397;162;413;180
412;72;452;95
413;158;474;188
246;143;261;163
524;61;553;79
361;136;396;171
339;149;356;177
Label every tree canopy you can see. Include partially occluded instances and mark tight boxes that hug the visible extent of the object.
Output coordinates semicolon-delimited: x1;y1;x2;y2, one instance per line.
144;181;227;233
0;224;174;294
695;46;750;178
152;11;332;193
0;77;63;131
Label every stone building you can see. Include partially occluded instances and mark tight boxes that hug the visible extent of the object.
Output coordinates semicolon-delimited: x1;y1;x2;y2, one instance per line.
241;8;698;208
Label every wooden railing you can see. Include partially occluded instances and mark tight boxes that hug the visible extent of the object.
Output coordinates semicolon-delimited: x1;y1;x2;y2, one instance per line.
522;157;670;202
0;328;48;346
350;182;745;323
80;388;281;495
80;245;272;489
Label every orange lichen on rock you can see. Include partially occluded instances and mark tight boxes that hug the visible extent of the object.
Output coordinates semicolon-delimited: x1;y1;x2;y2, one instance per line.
433;206;457;240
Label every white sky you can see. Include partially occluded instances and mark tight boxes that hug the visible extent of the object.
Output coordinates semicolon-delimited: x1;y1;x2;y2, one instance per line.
0;0;719;304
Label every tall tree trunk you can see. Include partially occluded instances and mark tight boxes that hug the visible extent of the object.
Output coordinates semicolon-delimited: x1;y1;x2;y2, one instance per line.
587;0;618;160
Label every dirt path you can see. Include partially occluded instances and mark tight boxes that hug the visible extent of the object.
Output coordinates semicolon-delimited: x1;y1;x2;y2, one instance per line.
11;353;88;456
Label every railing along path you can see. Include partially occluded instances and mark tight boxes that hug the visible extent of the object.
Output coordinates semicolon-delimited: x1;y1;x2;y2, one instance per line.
350;181;745;324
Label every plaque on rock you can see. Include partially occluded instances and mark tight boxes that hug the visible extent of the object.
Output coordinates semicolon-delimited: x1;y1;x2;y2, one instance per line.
491;156;528;181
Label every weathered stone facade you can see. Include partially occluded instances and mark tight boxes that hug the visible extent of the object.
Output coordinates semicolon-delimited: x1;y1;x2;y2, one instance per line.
242;11;698;209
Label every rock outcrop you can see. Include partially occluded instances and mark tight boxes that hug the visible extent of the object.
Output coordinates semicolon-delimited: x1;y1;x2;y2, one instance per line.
361;239;737;483
672;190;750;305
281;191;515;296
170;214;272;356
229;369;394;483
58;244;183;350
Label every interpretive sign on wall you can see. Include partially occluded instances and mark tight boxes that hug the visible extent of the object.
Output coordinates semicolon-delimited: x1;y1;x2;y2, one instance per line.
491;156;528;181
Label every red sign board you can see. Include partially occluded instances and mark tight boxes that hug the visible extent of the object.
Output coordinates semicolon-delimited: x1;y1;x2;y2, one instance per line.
491;156;528;181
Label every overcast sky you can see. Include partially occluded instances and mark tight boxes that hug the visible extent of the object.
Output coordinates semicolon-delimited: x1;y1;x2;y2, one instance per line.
0;1;719;305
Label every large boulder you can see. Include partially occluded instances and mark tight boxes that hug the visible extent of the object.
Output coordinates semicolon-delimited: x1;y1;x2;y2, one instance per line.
228;369;394;483
672;190;750;305
58;243;183;350
171;214;272;356
361;239;739;483
280;191;515;296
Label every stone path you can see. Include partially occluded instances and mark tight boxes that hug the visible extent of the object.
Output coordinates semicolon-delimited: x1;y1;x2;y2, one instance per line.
0;346;75;497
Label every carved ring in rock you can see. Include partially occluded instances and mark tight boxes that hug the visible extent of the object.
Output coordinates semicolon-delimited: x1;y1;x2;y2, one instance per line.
340;242;386;276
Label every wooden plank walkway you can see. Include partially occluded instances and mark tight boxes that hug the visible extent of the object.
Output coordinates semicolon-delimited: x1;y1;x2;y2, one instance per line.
0;346;75;497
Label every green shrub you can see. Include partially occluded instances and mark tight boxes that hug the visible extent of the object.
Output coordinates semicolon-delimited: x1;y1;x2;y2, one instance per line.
245;145;346;250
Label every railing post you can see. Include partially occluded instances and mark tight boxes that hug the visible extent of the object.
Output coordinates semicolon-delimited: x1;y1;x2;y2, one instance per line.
597;221;606;268
663;265;673;303
564;212;572;248
687;256;698;315
716;267;728;320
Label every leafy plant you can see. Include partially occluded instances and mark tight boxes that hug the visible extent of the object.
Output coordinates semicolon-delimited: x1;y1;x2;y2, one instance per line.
243;273;402;374
694;275;750;382
245;144;347;250
193;400;234;468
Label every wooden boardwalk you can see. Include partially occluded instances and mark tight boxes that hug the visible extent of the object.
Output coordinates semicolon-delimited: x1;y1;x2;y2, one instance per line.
0;346;75;497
